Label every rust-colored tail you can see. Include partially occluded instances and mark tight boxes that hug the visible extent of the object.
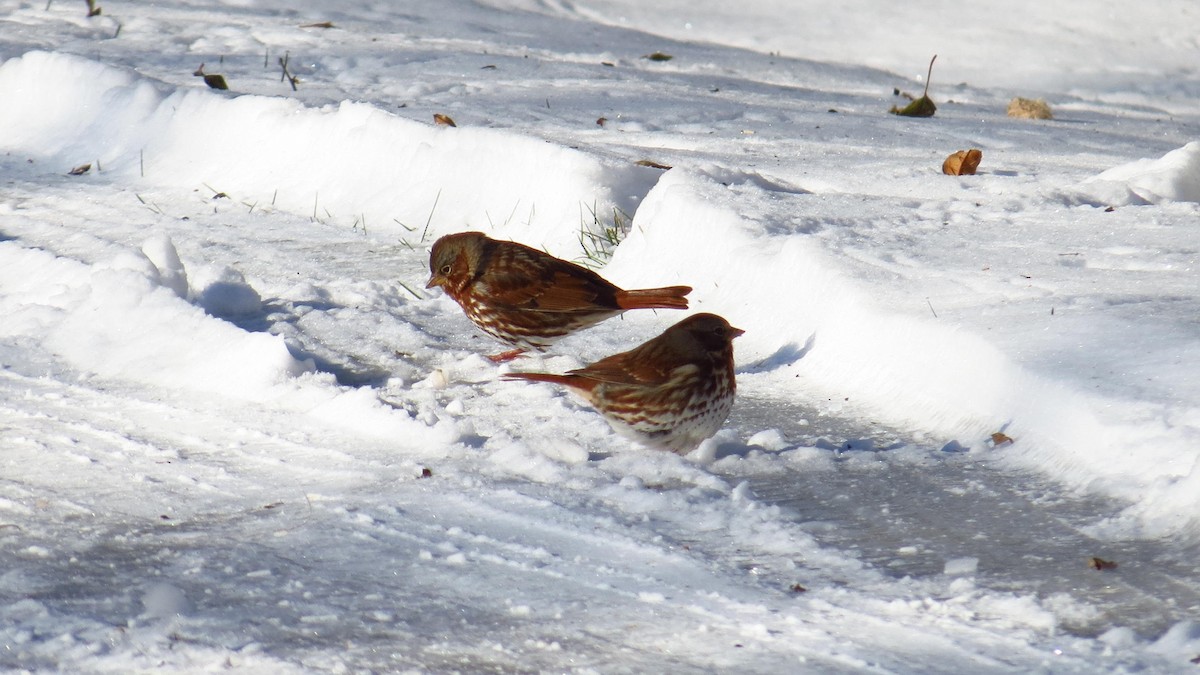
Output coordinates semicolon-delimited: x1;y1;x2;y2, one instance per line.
615;285;691;311
503;372;575;386
502;371;594;392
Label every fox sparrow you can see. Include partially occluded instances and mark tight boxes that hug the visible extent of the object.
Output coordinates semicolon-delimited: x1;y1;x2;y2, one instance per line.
426;231;691;362
504;312;743;453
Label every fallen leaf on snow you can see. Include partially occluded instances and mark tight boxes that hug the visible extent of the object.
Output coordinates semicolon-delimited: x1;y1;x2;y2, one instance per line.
890;55;938;117
635;159;672;170
433;113;457;127
943;149;983;175
193;64;228;90
1007;97;1053;120
203;74;229;90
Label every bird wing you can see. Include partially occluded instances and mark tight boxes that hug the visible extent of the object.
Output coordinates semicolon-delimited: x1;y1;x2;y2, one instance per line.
572;355;698;387
482;255;618;312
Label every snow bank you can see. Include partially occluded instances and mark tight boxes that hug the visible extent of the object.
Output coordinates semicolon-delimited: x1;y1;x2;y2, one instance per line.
1084;141;1200;205
0;50;656;255
0;235;466;450
0;241;308;398
607;167;1200;540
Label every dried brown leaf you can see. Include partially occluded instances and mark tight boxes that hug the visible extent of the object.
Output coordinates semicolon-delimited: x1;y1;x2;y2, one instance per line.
635;159;672;170
433;113;457;127
203;74;229;90
644;52;673;62
990;431;1013;446
68;163;91;176
1089;557;1118;571
1007;97;1053;120
596;117;607;127
299;21;336;29
943;149;983;176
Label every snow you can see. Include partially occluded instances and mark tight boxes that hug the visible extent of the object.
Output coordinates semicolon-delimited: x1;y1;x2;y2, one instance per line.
1;0;1198;671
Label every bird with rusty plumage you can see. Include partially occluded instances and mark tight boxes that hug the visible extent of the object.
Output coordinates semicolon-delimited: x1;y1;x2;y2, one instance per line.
426;231;691;362
504;312;742;453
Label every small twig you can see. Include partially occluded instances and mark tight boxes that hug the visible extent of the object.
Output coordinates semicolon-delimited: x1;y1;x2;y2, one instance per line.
139;149;144;177
85;0;101;17
926;298;938;318
278;52;299;91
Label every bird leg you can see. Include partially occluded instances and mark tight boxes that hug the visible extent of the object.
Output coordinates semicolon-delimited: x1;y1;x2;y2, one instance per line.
486;348;527;363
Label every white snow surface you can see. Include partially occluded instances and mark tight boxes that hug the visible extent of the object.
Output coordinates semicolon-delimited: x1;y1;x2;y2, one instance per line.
1;0;1199;672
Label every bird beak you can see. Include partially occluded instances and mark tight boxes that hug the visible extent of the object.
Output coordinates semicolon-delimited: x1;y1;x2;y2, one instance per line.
731;326;746;338
425;275;442;290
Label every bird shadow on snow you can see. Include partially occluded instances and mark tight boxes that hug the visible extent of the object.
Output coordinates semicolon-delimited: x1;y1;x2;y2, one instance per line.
738;333;815;374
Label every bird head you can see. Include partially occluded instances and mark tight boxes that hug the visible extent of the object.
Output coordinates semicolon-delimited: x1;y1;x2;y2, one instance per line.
426;231;489;293
678;312;744;353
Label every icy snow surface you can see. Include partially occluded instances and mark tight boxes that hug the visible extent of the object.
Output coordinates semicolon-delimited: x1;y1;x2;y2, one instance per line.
1;0;1199;672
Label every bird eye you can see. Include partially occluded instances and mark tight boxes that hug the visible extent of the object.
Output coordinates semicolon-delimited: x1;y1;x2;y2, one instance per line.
440;264;452;275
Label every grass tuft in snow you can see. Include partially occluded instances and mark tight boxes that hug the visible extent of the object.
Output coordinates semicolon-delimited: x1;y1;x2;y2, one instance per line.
576;201;631;268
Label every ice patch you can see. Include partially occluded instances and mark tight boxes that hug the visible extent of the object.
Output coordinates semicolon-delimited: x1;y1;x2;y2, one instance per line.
943;557;979;576
141;582;190;619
